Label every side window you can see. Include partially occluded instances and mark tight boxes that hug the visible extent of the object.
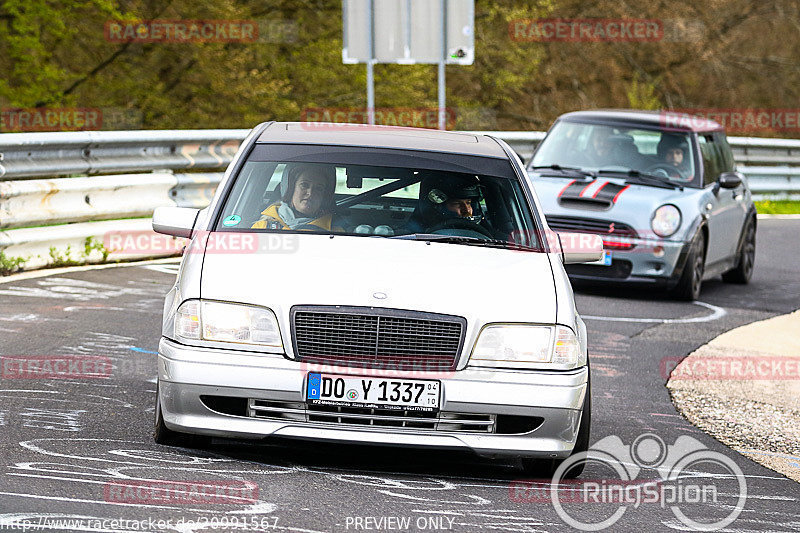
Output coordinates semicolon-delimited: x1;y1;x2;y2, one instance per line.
698;135;722;186
713;133;736;173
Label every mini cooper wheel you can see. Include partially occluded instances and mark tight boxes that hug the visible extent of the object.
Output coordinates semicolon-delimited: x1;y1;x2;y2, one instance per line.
154;381;210;448
521;378;591;479
722;217;756;284
672;231;706;301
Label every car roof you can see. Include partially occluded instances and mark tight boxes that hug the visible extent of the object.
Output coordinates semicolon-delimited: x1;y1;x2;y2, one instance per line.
256;122;509;158
557;109;724;133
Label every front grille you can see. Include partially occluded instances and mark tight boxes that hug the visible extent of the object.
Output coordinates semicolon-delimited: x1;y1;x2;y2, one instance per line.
547;215;638;250
547;216;638;238
566;260;633;280
291;306;465;371
248;399;496;433
199;396;545;435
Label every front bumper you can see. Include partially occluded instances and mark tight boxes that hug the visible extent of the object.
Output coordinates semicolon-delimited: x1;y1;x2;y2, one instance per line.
566;238;690;287
157;338;588;459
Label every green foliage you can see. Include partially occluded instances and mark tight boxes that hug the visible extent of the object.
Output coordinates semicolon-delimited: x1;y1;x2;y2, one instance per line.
626;74;661;110
48;245;80;267
0;250;26;275
46;237;110;268
0;0;798;133
755;200;800;214
84;236;109;261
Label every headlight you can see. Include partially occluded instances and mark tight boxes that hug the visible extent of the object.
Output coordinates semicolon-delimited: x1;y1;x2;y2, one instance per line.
651;204;682;237
469;325;585;370
175;299;282;348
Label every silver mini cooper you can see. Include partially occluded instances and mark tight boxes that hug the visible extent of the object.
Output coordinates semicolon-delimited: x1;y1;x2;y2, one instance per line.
151;122;602;476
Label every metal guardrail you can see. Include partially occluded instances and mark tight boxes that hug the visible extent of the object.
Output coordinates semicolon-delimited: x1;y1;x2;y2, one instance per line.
0;128;798;273
0;129;247;179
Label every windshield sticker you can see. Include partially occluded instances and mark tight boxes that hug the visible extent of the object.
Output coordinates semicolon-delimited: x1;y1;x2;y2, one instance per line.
222;214;242;227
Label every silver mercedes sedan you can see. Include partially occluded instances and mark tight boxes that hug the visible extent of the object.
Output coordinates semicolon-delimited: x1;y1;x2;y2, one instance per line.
151;122;601;476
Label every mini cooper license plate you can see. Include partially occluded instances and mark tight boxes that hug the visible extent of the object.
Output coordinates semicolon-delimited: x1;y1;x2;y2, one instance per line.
588;250;612;266
306;373;440;412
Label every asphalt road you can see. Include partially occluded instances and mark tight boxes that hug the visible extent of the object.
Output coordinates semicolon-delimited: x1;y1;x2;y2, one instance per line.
0;218;798;532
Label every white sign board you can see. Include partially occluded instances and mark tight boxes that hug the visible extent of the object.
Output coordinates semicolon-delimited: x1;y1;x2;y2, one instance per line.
343;0;474;65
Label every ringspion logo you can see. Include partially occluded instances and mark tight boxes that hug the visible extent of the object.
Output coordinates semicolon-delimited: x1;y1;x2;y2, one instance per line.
511;433;747;531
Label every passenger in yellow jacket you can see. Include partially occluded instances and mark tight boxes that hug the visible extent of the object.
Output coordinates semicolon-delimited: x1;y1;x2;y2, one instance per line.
252;163;337;231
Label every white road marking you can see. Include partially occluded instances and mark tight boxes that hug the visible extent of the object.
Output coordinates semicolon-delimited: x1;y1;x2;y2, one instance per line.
142;264;181;275
584;301;726;324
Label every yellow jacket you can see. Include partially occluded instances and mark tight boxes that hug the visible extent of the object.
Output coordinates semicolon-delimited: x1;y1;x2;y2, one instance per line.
251;204;334;231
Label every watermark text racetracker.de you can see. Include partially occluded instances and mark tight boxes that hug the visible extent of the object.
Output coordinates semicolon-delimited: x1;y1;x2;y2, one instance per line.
104;19;258;43
661;109;800;134
1;108;102;132
662;356;800;380
510;18;663;42
509;433;747;531
104;479;258;505
301;107;457;130
1;355;112;380
0;515;279;532
103;230;299;255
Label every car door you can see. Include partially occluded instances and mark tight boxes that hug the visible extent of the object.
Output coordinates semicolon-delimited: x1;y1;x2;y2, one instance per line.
698;134;746;267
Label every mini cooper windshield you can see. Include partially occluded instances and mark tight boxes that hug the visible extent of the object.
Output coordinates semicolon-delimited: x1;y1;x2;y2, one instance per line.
215;145;543;250
530;121;697;184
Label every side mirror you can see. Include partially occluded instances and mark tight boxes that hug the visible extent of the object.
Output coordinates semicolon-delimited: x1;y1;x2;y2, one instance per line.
152;206;200;238
718;172;743;189
557;232;604;264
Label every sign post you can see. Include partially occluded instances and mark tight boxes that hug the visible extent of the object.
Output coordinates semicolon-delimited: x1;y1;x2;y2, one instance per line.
342;0;474;130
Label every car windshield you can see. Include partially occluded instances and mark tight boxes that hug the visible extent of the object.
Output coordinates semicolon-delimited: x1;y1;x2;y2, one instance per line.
215;145;543;250
529;121;696;183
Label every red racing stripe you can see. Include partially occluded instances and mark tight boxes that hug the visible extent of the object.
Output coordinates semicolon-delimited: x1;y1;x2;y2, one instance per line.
557;179;577;198
612;185;630;203
591;180;611;198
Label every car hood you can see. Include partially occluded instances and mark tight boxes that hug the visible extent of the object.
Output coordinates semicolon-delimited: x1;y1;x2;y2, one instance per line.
529;173;696;235
200;233;558;344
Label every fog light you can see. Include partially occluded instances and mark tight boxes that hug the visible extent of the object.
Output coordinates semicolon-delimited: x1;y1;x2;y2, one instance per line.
653;245;665;258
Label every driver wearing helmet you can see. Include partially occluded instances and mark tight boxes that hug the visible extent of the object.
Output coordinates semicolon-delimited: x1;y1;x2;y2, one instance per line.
406;173;490;236
251;163;339;231
656;134;691;179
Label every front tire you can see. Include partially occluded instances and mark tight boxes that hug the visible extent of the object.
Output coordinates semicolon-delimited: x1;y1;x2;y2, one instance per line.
672;231;706;301
154;381;210;448
521;376;591;479
722;217;755;284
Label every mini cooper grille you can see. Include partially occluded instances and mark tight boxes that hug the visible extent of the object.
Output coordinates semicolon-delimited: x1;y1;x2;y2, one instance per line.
546;216;638;238
247;399;496;433
291;307;465;371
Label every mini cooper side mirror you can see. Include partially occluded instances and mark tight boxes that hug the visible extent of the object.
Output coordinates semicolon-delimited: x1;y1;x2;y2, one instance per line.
152;206;199;238
718;172;743;190
556;232;604;264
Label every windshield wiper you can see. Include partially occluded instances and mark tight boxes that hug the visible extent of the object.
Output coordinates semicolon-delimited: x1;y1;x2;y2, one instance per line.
529;165;596;179
596;169;682;190
392;233;536;251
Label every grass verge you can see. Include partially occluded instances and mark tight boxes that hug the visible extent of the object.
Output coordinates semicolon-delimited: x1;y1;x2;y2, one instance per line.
754;200;800;214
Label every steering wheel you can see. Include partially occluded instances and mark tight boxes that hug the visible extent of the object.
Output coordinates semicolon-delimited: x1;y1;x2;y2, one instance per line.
427;218;495;240
645;163;688;180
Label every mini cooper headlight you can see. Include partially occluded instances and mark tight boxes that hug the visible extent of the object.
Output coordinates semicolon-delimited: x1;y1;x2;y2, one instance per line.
175;300;282;348
651;204;682;238
469;325;585;370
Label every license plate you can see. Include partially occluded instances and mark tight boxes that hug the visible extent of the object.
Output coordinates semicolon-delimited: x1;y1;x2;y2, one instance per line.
588;250;612;266
306;373;440;412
